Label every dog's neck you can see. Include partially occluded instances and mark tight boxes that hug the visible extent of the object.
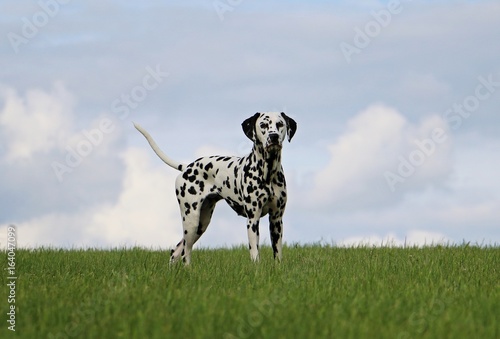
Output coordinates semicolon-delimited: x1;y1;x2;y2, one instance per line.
250;144;282;185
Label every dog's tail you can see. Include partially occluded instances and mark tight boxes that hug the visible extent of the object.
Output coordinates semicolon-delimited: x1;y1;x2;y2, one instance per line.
133;122;185;171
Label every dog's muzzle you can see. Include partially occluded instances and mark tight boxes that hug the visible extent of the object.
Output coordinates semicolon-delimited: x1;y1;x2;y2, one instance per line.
266;133;282;153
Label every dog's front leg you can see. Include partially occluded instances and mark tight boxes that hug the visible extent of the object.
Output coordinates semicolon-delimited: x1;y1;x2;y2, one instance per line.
269;213;284;262
247;217;261;262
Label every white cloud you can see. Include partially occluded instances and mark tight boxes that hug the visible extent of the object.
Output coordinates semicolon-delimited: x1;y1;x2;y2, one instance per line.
308;104;453;210
338;230;450;247
0;84;127;226
88;147;181;248
0;82;74;162
0;147;181;249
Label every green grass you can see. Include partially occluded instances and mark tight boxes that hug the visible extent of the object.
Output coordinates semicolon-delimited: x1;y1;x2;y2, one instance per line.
3;245;499;338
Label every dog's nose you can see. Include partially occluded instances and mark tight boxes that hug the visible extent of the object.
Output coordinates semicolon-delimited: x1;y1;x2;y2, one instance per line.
269;133;280;144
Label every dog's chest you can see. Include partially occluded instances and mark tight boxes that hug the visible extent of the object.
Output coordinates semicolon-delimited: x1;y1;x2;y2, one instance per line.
181;153;285;218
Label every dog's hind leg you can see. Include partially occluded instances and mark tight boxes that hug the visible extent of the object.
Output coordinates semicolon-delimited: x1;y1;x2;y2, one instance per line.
170;239;184;264
180;214;200;265
170;216;199;265
193;196;219;241
176;196;219;265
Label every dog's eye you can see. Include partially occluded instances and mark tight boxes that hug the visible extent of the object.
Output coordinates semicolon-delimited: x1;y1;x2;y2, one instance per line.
260;123;268;129
276;122;284;129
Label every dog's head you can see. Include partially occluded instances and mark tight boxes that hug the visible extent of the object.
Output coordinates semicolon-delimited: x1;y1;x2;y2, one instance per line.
242;112;297;154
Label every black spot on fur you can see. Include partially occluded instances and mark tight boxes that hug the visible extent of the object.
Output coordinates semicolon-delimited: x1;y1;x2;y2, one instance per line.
183;169;197;183
179;183;187;198
184;202;191;215
197;223;204;235
223;176;232;189
225;197;246;217
251;222;259;235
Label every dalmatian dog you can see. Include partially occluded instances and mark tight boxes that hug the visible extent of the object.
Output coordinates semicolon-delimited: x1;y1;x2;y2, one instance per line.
134;112;297;264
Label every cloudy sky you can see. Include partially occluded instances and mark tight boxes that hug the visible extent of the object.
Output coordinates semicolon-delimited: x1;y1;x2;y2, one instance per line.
1;0;499;249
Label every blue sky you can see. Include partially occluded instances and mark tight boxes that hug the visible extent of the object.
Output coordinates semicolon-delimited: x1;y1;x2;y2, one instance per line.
1;0;499;249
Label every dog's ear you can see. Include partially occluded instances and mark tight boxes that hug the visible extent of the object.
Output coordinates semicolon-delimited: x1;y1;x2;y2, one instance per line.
242;112;261;141
281;112;297;142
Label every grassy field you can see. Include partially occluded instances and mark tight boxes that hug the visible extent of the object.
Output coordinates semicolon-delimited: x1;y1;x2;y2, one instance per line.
2;245;499;338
